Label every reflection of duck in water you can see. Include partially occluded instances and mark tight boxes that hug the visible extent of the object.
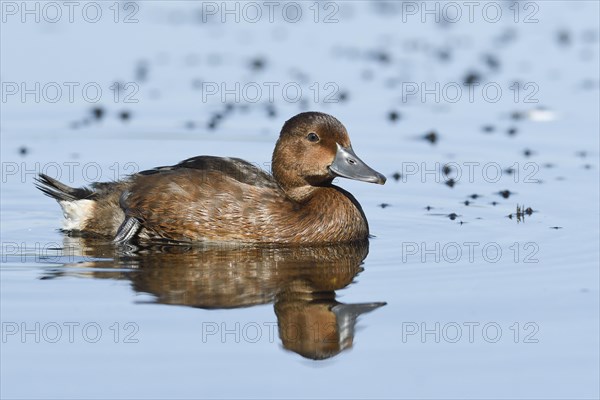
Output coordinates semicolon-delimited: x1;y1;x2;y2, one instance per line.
48;238;385;360
275;280;384;360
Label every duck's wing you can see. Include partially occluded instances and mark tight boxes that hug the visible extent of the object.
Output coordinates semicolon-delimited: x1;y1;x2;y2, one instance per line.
114;156;283;244
136;156;279;189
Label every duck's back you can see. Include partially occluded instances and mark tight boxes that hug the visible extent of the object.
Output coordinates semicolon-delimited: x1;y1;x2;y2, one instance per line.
119;156;290;243
137;156;279;189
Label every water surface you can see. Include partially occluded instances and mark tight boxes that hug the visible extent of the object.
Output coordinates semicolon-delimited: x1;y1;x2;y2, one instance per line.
1;2;599;399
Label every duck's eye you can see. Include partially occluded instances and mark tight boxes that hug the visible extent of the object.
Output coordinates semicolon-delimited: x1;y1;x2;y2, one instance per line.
306;132;320;142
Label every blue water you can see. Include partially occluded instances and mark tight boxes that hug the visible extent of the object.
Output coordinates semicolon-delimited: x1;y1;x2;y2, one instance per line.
1;1;599;399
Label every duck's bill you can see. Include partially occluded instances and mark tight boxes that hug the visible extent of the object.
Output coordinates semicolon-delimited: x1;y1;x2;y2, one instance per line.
329;143;386;185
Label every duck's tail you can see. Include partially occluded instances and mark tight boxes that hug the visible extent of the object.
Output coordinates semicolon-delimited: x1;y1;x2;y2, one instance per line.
34;174;94;202
35;174;99;232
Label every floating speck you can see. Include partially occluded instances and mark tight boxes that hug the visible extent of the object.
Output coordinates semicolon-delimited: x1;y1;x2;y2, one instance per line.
483;54;500;70
388;111;400;122
464;71;482;86
513;205;535;223
527;107;557;122
557;30;571;46
135;60;149;82
119;111;131;122
498;190;512;199
391;172;401;181
266;105;277;118
371;50;391;64
379;203;391;209
91;106;105;120
250;57;266;71
510;111;524;120
423;130;438;144
437;49;451;61
442;164;453;176
445;179;456;188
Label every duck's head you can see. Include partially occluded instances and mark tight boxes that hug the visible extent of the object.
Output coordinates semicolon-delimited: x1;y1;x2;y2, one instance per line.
272;112;386;200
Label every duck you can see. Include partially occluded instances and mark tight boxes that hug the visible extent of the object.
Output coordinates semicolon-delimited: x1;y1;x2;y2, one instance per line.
36;112;386;244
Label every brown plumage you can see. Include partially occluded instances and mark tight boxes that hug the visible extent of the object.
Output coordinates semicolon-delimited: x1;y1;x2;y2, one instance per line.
36;112;386;244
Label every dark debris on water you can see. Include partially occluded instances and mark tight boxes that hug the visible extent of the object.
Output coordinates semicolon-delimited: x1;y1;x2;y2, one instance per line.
464;71;482;86
423;130;438;144
119;111;131;122
266;104;277;118
388;111;400;122
445;178;456;188
508;205;535;223
135;60;149;83
442;164;453;176
91;106;105;120
483;53;500;70
498;190;513;199
249;57;266;71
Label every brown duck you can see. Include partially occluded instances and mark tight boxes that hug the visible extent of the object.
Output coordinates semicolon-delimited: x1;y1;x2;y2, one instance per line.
36;112;386;244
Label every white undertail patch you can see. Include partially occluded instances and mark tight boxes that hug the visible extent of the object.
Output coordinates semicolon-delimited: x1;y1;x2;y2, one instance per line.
59;200;95;231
